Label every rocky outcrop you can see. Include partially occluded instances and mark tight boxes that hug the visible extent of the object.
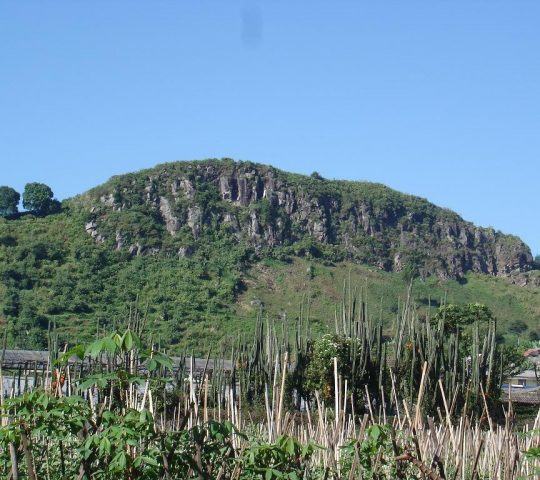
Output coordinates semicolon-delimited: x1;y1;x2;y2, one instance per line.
509;272;540;287
159;196;180;235
187;206;201;238
82;159;534;280
85;220;105;243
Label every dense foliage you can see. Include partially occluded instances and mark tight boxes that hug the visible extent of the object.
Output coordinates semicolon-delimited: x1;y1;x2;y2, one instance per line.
1;205;539;353
1;325;538;479
1;160;539;352
0;211;250;352
0;390;421;479
0;186;20;217
22;182;58;215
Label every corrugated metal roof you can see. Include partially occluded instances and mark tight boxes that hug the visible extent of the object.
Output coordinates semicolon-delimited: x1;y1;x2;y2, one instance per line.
1;350;233;372
1;350;50;364
511;369;539;380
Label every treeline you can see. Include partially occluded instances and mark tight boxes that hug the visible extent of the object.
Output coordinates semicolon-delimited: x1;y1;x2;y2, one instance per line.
0;182;60;217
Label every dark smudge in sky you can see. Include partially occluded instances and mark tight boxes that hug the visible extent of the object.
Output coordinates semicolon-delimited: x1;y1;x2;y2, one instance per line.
241;5;263;48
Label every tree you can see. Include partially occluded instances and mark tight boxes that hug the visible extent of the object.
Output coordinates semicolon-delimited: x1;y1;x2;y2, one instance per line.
310;171;324;180
508;319;528;335
529;330;540;341
432;303;494;334
401;261;419;284
0;186;20;216
23;182;56;215
11;301;48;349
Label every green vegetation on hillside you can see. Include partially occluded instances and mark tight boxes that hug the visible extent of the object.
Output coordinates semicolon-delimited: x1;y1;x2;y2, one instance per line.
0;210;251;352
1;160;538;352
1;213;539;354
236;257;540;343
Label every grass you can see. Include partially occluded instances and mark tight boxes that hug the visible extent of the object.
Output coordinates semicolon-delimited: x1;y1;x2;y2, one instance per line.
235;257;540;344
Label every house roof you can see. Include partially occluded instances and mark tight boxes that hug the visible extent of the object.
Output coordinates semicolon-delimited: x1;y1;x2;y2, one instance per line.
1;350;50;364
1;349;232;373
510;369;539;380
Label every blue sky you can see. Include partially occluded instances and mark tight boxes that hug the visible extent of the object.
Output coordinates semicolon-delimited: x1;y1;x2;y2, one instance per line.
1;1;539;254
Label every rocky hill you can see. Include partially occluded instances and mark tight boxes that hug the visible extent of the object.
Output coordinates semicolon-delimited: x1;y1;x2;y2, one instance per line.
78;159;533;280
1;159;538;353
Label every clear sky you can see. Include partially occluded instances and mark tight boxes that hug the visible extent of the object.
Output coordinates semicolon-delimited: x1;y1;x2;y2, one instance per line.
1;1;539;254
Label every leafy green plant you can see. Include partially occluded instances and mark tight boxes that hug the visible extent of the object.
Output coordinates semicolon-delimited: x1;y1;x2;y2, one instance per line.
0;390;90;478
432;303;494;334
240;435;317;479
304;334;359;402
339;425;401;479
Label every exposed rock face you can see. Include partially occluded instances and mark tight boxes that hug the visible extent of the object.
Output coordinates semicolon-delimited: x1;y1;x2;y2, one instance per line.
115;231;124;250
187;206;201;238
509;272;540;287
85;220;105;243
177;246;194;258
159;196;180;235
82;159;534;280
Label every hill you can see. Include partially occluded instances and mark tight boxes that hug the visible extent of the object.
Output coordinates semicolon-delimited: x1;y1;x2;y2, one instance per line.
1;159;539;353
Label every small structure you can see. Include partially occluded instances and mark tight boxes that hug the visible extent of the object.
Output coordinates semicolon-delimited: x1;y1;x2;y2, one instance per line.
1;349;232;373
505;369;540;389
523;347;540;359
1;349;51;370
501;348;540;404
2;349;233;397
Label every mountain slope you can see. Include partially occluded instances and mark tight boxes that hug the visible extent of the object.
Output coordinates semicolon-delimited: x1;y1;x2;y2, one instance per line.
77;159;532;279
1;159;538;353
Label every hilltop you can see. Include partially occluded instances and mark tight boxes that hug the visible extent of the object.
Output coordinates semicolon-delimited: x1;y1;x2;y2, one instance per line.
77;159;533;279
1;159;539;352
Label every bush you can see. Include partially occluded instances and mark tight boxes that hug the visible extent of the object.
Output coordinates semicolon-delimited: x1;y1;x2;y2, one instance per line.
508;319;528;334
303;334;374;407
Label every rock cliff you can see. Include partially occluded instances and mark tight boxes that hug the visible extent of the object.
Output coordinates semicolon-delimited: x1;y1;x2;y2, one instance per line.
77;159;533;280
